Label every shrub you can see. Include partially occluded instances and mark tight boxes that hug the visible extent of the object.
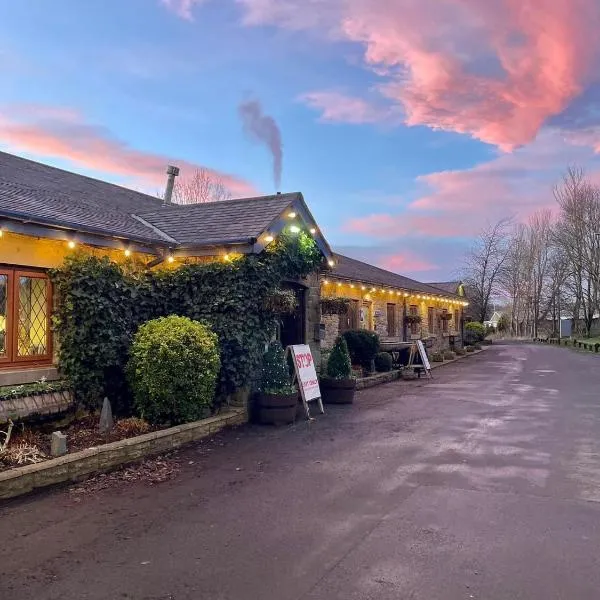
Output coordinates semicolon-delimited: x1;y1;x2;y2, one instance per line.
465;321;486;344
455;347;466;356
261;341;296;395
326;337;352;379
443;350;456;360
474;343;483;350
127;316;220;425
465;345;475;353
404;314;422;325
430;352;444;363
341;330;380;370
374;352;393;372
115;417;151;437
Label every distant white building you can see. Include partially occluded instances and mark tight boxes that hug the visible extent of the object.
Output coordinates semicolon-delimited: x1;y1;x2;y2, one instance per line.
484;311;503;330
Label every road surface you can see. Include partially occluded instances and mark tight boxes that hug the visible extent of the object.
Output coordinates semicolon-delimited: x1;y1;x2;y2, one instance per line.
2;343;600;599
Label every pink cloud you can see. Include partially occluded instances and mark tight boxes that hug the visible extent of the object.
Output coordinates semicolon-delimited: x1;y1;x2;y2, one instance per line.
300;90;398;125
378;252;437;273
238;0;600;148
343;129;597;239
160;0;207;20
0;105;257;198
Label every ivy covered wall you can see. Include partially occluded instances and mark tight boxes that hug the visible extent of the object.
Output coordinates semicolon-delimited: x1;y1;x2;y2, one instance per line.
50;233;323;411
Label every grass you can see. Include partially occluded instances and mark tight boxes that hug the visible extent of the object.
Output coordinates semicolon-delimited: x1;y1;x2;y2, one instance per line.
0;380;70;401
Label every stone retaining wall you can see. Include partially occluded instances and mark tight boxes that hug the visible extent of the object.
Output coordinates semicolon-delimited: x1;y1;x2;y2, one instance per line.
0;408;246;500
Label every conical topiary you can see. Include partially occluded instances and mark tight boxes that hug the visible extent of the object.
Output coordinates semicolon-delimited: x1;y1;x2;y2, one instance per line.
261;341;296;394
326;336;352;380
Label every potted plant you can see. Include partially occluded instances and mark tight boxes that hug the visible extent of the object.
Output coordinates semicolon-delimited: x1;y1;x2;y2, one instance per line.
256;341;298;425
320;336;356;404
404;314;422;340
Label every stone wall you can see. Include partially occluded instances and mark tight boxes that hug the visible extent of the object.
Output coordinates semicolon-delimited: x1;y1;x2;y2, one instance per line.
321;314;340;351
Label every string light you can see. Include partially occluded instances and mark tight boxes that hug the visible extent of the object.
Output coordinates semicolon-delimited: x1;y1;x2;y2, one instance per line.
310;227;317;234
168;255;175;263
289;225;301;234
350;284;355;289
124;249;131;257
288;212;297;219
361;286;366;291
68;240;76;249
265;235;274;243
323;279;330;285
223;254;231;262
328;259;335;267
337;282;342;287
0;229;3;238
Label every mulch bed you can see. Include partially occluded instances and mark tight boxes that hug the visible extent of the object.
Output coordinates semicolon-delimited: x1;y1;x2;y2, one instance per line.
0;415;158;471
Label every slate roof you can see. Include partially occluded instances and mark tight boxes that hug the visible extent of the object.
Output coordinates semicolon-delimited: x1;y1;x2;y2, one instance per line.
137;194;296;246
0;151;165;243
0;152;300;248
332;254;460;298
427;281;461;295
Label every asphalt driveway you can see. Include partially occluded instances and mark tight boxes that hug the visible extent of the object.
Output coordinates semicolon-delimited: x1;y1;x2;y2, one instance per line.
2;343;600;599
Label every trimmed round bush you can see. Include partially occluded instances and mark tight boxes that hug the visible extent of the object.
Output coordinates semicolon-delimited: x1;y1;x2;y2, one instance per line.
374;351;393;372
327;336;352;379
430;352;444;363
443;350;456;360
473;343;483;350
127;316;221;425
465;345;475;353
454;347;466;356
464;322;486;344
341;330;380;370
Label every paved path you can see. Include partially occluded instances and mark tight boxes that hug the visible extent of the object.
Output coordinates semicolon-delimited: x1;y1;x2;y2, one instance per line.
2;344;600;599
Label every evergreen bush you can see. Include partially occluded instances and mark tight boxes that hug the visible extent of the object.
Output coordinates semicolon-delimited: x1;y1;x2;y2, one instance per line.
261;341;296;395
374;352;393;372
326;336;352;379
127;316;220;425
341;330;380;370
430;352;444;362
464;322;486;344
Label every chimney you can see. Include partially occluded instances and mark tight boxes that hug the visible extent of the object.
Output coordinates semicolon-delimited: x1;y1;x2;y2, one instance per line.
163;165;180;205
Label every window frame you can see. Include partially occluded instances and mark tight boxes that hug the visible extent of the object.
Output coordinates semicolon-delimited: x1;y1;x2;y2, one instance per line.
0;267;53;367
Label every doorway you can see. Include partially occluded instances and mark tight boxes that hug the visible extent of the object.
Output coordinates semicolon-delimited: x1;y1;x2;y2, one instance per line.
279;283;306;348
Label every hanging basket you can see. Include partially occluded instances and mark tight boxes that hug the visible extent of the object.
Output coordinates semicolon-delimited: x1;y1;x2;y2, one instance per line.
321;298;350;316
404;314;422;325
440;313;453;321
263;289;298;315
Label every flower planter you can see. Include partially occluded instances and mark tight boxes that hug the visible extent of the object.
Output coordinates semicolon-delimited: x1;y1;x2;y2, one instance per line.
256;392;298;425
320;378;356;404
0;389;74;424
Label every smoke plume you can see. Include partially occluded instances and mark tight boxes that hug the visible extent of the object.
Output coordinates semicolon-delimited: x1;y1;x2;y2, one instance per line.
239;99;282;190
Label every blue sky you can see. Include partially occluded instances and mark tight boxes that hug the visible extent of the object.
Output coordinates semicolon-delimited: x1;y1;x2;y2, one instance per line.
2;0;600;280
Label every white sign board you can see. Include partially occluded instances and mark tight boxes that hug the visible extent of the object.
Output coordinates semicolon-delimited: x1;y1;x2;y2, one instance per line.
416;340;431;372
289;345;324;418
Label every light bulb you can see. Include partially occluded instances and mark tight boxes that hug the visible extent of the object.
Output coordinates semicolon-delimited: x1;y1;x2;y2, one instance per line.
124;249;131;257
168;255;175;263
68;240;76;249
310;227;317;234
288;212;297;219
289;225;300;234
265;235;274;243
328;260;335;267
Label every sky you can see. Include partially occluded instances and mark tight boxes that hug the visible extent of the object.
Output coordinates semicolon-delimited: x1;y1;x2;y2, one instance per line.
2;0;600;281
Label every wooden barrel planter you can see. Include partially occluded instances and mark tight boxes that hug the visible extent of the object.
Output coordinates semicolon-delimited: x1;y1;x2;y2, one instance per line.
320;378;356;405
256;392;298;425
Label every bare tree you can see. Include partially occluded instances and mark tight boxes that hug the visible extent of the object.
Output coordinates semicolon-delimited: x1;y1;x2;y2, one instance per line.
171;168;232;204
553;167;600;336
463;217;513;323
